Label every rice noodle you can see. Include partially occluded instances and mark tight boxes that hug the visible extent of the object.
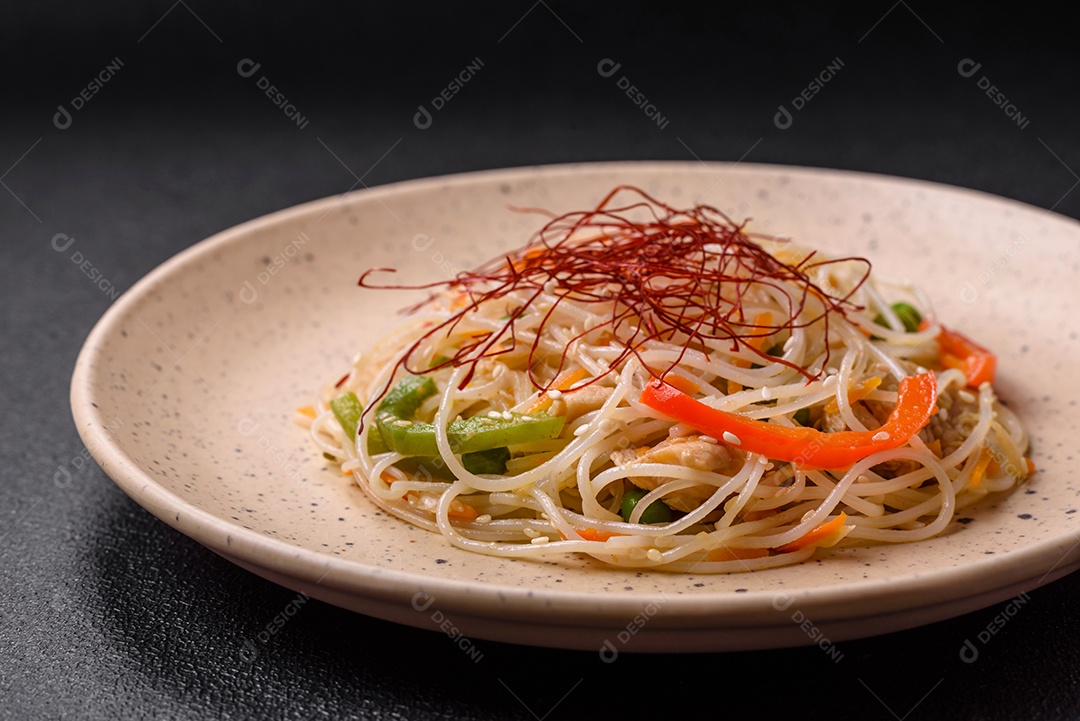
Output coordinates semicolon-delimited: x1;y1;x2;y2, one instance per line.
306;189;1032;573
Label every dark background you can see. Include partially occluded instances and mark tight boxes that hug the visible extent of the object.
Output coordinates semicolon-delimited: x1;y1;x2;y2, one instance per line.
3;3;1079;719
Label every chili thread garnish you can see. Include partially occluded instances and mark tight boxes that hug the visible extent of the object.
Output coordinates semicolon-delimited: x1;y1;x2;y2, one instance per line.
359;185;870;402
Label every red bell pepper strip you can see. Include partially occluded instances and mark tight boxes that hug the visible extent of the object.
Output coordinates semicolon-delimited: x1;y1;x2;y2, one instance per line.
639;372;938;470
935;325;996;388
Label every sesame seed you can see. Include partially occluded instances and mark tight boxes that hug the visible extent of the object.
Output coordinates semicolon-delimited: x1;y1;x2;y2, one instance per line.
761;386;772;400
872;431;890;441
573;424;590;436
916;366;929;374
646;549;663;562
523;527;540;538
502;411;514;420
823;375;838;388
475;514;492;524
938;407;949;421
722;431;742;446
392;419;412;427
487;411;502;419
856;475;868;483
958;390;976;404
546;389;563;399
701;435;718;444
543;279;557;294
531;536;550;545
826;366;838;375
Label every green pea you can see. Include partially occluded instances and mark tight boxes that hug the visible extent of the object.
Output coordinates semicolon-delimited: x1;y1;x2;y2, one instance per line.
892;302;922;333
873;302;923;334
620;488;672;524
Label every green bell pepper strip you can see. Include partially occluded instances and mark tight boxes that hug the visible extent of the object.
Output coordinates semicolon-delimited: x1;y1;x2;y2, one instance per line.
376;375;438;420
333;378;542;475
461;446;511;475
377;412;565;458
392;446;512;477
330;391;388;455
374;375;565;459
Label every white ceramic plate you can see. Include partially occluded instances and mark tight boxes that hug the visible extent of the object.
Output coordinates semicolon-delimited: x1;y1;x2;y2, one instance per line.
71;162;1080;653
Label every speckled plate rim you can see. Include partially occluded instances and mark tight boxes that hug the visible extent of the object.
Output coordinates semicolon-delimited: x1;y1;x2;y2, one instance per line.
71;161;1080;649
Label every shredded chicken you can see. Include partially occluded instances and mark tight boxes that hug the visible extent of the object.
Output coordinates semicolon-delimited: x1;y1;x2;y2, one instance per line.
549;386;614;422
610;433;742;511
919;385;980;458
821;402;881;434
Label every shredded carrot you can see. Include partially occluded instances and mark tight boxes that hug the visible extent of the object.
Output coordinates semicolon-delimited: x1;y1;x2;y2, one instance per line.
527;367;590;413
706;547;770;562
557;527;621;542
1025;457;1036;476
824;375;882;414
775;512;848;553
449;499;478;521
969;447;993;488
296;405;317;419
925;439;943;458
747;312;774;352
511;245;548;272
730;312;775;377
857;376;883;398
450;292;469;310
